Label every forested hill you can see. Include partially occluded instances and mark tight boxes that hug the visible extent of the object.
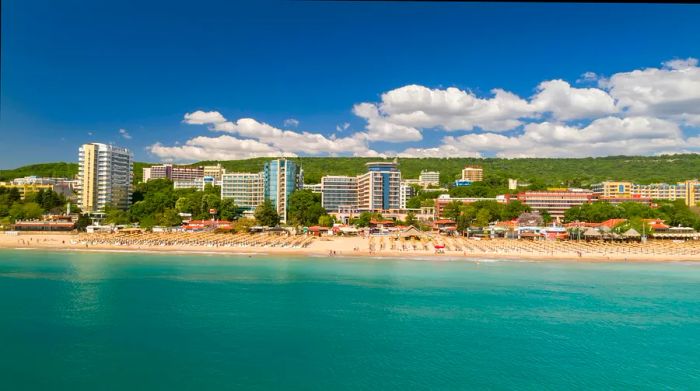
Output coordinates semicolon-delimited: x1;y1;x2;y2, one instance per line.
2;155;700;186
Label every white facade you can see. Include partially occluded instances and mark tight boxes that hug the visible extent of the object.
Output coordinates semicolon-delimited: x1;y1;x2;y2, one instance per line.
221;172;264;210
399;182;416;209
77;143;133;212
419;170;440;186
173;177;218;191
357;162;401;211
321;176;358;212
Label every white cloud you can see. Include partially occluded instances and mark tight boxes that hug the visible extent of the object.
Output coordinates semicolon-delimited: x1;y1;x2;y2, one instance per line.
606;57;700;125
576;71;599;83
357;85;535;140
153;57;700;161
150;113;382;161
183;110;227;125
399;116;690;158
119;128;132;140
352;102;423;142
531;80;617;120
283;118;300;128
150;135;288;161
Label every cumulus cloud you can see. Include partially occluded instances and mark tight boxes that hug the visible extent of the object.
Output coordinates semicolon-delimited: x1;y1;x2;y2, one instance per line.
352;102;423;142
183;110;227;125
400;116;690;158
150;112;381;160
150;135;288;161
119;128;132;140
531;80;617;120
283;118;300;128
606;57;700;125
151;57;700;161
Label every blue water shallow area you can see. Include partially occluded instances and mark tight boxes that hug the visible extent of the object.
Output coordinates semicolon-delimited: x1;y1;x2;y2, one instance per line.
1;250;699;390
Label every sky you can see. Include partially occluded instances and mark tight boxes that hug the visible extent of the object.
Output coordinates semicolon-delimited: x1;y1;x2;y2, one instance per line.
1;0;700;168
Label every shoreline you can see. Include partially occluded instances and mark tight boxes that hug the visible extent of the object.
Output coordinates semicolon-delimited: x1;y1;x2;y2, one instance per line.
2;233;700;263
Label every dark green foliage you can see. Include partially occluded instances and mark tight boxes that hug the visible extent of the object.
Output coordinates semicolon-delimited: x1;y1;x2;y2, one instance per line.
352;212;383;228
406;191;443;209
287;190;326;226
254;199;280;227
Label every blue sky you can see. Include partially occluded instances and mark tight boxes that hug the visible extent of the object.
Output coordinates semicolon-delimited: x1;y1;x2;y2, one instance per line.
1;1;699;167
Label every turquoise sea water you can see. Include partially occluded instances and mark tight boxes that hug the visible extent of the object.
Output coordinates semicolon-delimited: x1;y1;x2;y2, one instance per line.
1;250;699;390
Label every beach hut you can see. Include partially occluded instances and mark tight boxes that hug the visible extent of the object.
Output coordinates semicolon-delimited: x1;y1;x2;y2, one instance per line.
583;227;602;240
622;228;641;241
399;226;424;240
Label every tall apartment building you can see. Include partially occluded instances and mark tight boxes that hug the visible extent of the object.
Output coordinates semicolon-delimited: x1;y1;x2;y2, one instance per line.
418;170;440;186
357;162;401;211
143;164;204;182
263;159;303;223
221;172;264;210
321;176;358;212
77;143;133;212
461;165;484;182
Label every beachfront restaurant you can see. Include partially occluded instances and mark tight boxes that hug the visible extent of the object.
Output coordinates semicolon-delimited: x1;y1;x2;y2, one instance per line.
11;220;75;232
651;226;699;240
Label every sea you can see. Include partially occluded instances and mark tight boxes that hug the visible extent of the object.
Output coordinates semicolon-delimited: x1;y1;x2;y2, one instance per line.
1;250;699;390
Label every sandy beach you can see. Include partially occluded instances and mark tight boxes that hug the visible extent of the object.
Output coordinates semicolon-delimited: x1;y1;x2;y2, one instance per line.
2;232;700;262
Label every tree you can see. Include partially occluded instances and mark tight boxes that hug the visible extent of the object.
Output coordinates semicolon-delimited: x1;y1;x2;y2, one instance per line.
442;200;463;221
158;208;182;227
287;190;325;226
353;211;382;227
9;202;25;221
104;206;131;225
75;214;91;231
218;198;241;221
405;211;418;227
501;200;531;220
318;214;334;227
22;202;43;220
475;208;491;227
540;210;553;225
255;199;280;227
200;194;220;217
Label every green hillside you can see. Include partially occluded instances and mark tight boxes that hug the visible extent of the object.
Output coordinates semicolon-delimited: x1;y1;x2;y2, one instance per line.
2;155;700;187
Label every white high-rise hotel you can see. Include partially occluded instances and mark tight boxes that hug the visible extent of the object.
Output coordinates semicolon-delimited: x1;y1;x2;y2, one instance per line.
321;161;401;213
78;143;133;212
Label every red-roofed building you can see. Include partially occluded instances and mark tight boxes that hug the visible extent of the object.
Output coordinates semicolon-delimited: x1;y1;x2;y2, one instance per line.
433;219;457;234
599;219;628;228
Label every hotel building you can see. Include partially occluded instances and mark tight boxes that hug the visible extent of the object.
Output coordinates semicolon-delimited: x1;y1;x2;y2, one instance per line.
321;176;358;212
434;194;505;218
221;172;264;210
143;164;204;182
77;143;133;212
399;182;416;209
263;159;303;223
592;180;700;206
419;170;440;186
0;182;53;200
461;165;483;182
356;161;401;212
173;176;218;191
203;163;227;181
515;190;594;221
